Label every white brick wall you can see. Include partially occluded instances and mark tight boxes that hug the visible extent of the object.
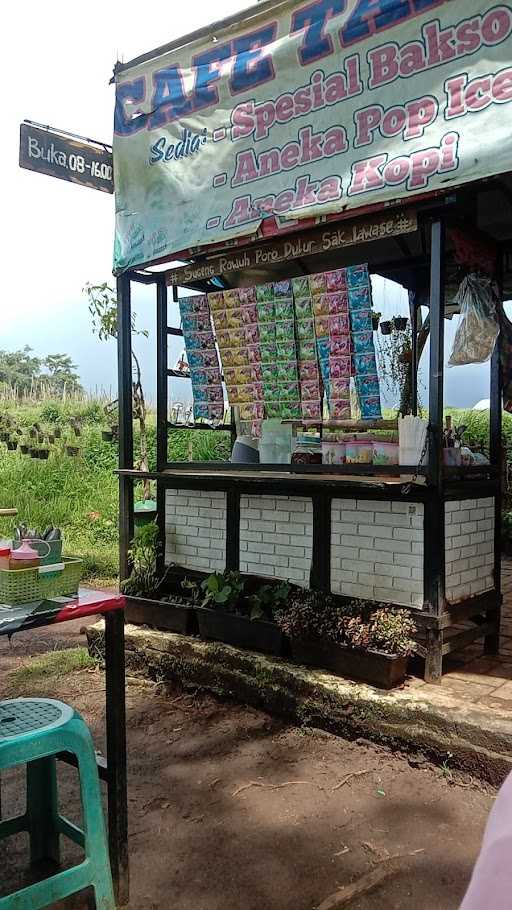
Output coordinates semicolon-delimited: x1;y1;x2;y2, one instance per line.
445;497;495;602
239;495;312;586
330;499;424;607
165;489;226;573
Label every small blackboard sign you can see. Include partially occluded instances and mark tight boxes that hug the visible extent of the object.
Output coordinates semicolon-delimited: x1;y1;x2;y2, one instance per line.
19;122;114;194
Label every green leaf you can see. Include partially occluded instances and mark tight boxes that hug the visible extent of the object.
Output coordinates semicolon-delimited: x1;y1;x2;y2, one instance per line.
214;587;231;603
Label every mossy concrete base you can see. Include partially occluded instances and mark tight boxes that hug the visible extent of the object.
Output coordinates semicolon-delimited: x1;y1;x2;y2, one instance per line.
87;622;512;786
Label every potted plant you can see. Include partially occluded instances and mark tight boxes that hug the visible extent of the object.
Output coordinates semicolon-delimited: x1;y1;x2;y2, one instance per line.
122;522;196;635
20;442;29;455
377;323;414;417
371;310;381;331
276;592;415;688
65;444;80;457
29;447;39;459
102;429;114;442
380;320;393;335
393;316;408;332
38;447;50;460
195;573;288;656
6;438;18;451
54;426;62;439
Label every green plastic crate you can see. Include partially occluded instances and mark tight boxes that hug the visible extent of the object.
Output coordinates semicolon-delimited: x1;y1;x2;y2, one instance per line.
0;558;83;606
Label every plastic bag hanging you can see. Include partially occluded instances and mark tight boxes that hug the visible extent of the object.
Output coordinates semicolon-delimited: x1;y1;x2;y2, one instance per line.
448;274;500;366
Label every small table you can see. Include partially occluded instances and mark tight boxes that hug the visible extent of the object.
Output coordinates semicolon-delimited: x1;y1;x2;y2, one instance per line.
0;588;128;904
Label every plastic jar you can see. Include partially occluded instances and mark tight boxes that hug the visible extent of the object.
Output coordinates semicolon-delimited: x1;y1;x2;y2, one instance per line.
346;439;373;464
322;436;346;465
373;440;399;465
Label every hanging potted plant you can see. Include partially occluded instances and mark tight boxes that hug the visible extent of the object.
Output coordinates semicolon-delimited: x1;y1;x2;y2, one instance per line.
380;320;393;335
102;428;114;442
38;447;50;460
371;310;382;331
6;438;18;451
393;315;409;332
65;443;80;457
377;323;415;417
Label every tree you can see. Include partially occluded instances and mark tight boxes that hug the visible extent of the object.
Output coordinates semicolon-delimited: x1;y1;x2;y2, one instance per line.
43;354;82;395
0;346;41;395
84;282;151;499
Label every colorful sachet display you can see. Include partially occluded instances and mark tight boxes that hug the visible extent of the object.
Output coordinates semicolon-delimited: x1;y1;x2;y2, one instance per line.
209;287;264;429
206;262;382;425
346;264;382;420
307;269;352;419
257;279;301;420
179;295;225;421
291;277;322;421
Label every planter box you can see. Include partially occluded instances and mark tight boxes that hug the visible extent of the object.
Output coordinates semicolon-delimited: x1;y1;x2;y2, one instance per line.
290;638;408;689
125;595;196;635
196;607;284;657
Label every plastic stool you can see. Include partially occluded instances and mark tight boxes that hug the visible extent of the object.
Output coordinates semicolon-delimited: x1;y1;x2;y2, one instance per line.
0;698;116;910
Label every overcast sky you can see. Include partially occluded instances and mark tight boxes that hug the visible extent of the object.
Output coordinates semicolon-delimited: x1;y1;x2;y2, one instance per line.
2;0;492;409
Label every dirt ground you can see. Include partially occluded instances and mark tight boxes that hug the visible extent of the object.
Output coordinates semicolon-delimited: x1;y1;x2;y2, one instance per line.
0;621;497;910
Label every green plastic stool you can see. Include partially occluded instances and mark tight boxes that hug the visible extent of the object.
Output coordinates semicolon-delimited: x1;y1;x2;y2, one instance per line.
0;698;116;910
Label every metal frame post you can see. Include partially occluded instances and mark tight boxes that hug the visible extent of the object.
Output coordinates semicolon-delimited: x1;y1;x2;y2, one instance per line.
156;276;169;576
423;219;446;682
107;271;132;903
485;258;503;654
117;273;134;581
409;289;418;417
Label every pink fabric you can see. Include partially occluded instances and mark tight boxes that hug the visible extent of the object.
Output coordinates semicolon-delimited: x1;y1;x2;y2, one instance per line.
460;771;512;908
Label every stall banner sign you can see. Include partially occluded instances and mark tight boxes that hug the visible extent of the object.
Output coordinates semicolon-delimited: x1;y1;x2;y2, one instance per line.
113;0;512;272
20;123;113;193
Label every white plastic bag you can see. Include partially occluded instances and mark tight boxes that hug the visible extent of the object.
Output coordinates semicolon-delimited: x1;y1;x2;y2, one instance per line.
448;274;499;366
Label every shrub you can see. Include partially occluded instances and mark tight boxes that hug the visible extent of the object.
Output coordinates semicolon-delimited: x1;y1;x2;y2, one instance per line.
200;571;245;611
120;522;159;598
276;591;416;657
276;590;347;642
364;608;416;656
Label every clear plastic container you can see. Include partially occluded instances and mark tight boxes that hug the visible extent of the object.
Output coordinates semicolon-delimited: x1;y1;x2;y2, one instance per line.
373;441;398;465
346;440;373;464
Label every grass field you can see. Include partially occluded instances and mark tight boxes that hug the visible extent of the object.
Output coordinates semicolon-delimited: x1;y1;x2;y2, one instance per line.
0;400;508;585
0;400;230;585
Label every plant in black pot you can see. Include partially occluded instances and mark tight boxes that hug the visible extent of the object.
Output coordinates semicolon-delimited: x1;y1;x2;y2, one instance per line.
122;522;196;635
392;316;408;332
380;320;393;335
276;592;415;688
196;573;288;656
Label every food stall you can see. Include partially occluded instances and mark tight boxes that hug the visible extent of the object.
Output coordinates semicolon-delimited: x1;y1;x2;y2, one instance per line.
111;0;512;682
